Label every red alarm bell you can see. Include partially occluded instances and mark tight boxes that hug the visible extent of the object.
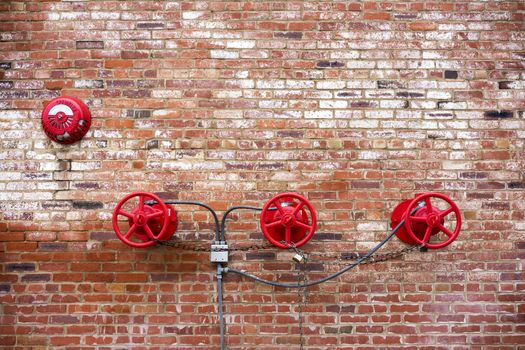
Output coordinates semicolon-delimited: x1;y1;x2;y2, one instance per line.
41;96;91;144
260;192;317;249
391;192;461;249
112;192;178;248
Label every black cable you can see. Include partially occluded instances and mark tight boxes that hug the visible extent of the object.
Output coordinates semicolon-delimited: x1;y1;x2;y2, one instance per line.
225;220;404;288
146;200;221;241
220;206;262;241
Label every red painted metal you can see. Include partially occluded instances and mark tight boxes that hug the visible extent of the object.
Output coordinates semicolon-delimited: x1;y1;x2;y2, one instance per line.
41;96;91;144
260;192;317;249
112;192;177;248
391;192;461;249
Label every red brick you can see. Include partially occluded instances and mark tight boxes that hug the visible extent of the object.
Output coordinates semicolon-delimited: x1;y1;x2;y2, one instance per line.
409;21;437;31
363;12;391;20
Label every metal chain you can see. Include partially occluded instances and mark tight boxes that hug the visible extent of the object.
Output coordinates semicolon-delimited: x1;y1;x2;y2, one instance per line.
295;255;308;350
309;244;422;266
154;238;423;266
154;238;273;252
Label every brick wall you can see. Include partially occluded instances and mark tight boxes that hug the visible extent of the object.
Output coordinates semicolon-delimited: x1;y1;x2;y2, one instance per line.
1;1;524;349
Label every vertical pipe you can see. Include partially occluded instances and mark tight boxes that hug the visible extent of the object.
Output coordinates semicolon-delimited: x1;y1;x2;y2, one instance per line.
217;264;225;350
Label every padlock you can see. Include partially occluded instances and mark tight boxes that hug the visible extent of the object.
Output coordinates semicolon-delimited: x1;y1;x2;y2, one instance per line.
292;253;304;263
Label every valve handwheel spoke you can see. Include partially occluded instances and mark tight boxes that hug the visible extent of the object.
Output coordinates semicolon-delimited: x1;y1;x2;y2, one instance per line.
291;200;306;216
424;197;433;214
409;215;427;223
112;192;170;248
139;195;146;211
422;226;433;244
439;207;454;219
438;224;454;237
266;220;283;228
295;221;312;231
143;224;156;239
124;224;137;239
147;210;164;219
285;227;292;244
403;192;462;249
119;210;133;219
272;200;285;216
260;192;317;249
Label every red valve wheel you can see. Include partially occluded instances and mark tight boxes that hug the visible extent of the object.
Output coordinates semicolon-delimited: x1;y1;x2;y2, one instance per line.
112;192;175;248
260;192;317;249
403;192;461;249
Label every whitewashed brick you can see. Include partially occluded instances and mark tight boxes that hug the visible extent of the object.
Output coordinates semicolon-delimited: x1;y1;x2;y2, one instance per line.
210;50;239;59
320;100;348;109
226;40;255;49
316;81;345;90
305;111;333;119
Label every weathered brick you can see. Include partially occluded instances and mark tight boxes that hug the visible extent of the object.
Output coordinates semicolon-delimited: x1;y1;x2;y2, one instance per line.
484;110;513;119
75;41;104;49
1;2;524;349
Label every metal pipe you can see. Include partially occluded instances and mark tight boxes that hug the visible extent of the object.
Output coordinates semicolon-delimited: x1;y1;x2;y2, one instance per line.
217;264;225;350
